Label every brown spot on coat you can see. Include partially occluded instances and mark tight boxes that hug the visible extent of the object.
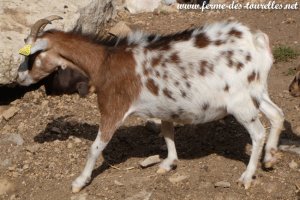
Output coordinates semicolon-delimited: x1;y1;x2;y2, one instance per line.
151;55;163;67
174;81;180;86
155;70;160;77
170;52;180;64
163;88;176;101
195;33;210;48
248;71;256;83
199;60;214;76
236;62;244;71
228;28;242;38
186;81;191;88
202;103;209;111
163;72;168;80
246;53;252;62
146;78;159;96
224;84;229;92
214;40;225;46
251;97;260;108
181;90;187;98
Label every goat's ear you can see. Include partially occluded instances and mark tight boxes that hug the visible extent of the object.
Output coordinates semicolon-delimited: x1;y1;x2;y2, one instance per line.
30;39;48;54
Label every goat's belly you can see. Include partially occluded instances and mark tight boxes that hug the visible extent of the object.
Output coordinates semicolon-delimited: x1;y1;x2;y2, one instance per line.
129;104;227;124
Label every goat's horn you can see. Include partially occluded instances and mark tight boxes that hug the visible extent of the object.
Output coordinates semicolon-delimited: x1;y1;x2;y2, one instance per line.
44;15;63;22
29;15;63;39
29;19;51;39
38;15;63;33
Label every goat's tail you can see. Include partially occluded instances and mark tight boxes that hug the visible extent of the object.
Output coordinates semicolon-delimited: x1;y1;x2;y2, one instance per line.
253;31;270;50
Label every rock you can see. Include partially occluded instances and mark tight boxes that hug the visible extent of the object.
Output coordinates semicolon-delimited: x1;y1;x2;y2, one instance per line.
139;155;161;168
73;138;82;144
263;182;279;194
0;0;116;85
71;192;88;200
1;106;19;120
125;190;152;200
155;4;179;14
25;144;40;153
67;142;74;149
109;21;132;37
114;180;124;186
279;139;300;155
162;0;177;5
0;178;15;195
6;133;24;146
51;127;61;134
0;105;9;116
294;126;300;136
289;160;298;169
124;0;161;14
22;164;29;170
0;159;12;168
168;173;189;184
214;181;231;188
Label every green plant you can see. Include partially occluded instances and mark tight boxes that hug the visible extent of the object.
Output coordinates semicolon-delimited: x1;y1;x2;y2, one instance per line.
273;45;299;63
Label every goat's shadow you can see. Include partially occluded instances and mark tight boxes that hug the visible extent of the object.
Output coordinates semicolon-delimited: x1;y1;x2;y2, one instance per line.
34;116;300;182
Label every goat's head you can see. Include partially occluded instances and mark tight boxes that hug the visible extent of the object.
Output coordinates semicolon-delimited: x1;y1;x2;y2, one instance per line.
17;15;64;86
289;65;300;97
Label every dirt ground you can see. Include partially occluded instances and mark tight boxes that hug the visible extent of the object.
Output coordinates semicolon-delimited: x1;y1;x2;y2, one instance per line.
0;8;300;200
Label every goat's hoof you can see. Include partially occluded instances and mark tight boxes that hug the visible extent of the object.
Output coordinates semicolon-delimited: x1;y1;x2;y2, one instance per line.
156;167;168;174
72;186;82;193
264;150;282;169
237;174;252;190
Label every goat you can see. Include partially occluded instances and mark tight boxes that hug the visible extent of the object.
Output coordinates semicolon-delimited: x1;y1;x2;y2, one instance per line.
289;64;300;97
43;68;90;97
17;16;284;193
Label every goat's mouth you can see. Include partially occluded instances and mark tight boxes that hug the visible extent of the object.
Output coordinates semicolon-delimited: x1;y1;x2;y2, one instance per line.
17;71;35;86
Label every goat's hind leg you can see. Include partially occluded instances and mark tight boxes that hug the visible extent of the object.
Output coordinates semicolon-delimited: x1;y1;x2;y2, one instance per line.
260;93;284;168
229;98;266;189
157;121;178;174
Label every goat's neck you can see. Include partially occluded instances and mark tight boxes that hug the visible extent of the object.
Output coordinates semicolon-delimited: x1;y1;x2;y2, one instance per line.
51;36;106;82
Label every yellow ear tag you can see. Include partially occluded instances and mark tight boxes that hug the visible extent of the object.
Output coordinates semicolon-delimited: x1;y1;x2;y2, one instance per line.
19;44;32;56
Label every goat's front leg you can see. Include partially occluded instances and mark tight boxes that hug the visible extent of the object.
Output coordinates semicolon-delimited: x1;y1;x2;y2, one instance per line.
71;111;122;193
71;129;109;193
157;121;178;174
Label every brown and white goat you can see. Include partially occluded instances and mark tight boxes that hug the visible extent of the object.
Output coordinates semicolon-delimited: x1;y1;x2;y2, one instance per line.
289;64;300;97
17;16;284;192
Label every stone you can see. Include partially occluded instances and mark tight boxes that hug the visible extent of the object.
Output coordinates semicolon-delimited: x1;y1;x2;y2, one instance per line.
109;21;132;37
214;181;231;188
294;126;300;136
124;0;161;14
0;178;15;195
139;155;161;168
289;160;298;169
168;173;189;184
71;192;88;200
73;138;82;144
1;106;19;120
0;0;116;85
125;190;152;200
0;159;12;168
25;144;40;153
6;133;24;146
114;180;124;186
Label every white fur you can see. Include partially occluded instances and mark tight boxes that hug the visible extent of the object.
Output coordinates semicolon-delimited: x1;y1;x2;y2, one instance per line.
125;21;284;188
